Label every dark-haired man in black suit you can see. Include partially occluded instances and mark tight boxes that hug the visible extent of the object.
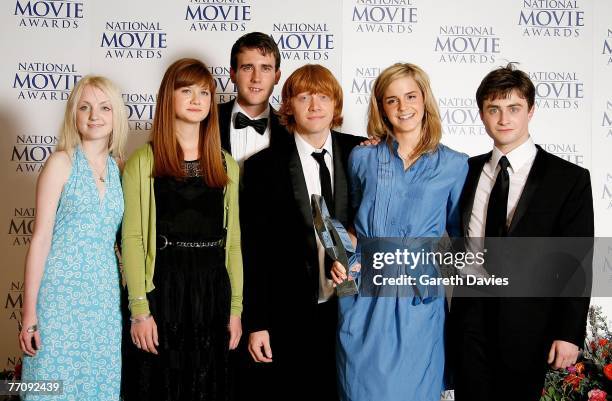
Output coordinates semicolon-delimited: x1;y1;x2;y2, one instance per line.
450;64;594;401
218;32;286;169
241;64;363;401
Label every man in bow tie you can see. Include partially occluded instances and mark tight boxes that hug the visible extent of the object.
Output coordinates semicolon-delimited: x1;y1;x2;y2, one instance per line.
218;32;286;171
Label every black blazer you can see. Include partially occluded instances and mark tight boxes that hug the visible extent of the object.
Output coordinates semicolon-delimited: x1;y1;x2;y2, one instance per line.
457;145;594;347
240;131;363;336
218;99;287;154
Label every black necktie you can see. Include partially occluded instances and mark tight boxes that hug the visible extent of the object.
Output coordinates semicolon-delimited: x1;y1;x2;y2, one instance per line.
234;111;268;135
485;156;511;237
311;150;334;217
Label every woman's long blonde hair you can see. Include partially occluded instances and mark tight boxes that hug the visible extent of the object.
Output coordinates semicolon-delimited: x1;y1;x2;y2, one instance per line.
367;63;442;158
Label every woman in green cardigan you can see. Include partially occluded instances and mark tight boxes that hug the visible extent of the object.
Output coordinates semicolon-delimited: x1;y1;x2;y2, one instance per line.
121;58;242;401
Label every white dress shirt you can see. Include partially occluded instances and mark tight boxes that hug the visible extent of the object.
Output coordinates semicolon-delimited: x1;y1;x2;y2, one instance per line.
462;137;537;278
294;131;335;303
468;136;538;238
229;102;272;170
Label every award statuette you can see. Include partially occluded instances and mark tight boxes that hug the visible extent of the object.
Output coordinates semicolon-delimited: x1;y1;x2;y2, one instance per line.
311;194;359;297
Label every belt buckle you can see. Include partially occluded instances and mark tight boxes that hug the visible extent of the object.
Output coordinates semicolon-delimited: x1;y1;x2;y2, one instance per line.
159;234;169;250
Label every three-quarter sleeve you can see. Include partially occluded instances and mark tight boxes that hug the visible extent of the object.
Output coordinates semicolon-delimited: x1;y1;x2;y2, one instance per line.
446;154;469;238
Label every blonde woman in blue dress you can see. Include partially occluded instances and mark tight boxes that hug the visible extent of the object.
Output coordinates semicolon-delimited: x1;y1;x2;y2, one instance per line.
332;63;468;401
19;76;128;400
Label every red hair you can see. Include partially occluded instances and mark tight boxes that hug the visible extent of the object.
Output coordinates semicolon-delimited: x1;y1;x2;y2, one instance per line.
278;64;343;133
151;58;228;187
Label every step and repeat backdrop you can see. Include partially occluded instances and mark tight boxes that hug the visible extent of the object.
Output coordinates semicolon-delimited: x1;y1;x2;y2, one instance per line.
1;0;611;376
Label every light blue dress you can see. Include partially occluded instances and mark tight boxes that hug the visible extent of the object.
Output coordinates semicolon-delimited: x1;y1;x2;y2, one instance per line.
337;141;468;401
22;147;123;401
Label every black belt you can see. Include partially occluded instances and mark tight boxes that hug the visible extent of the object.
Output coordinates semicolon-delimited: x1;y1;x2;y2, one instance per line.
157;234;224;250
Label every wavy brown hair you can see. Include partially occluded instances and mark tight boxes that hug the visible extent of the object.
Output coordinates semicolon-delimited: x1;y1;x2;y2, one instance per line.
368;63;442;159
278;64;343;133
151;58;228;188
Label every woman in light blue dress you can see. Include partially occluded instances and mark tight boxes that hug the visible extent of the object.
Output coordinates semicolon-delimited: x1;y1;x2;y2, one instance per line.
332;63;468;401
19;76;128;401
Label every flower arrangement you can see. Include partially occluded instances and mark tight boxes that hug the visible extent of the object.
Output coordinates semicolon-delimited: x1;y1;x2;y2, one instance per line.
541;305;612;401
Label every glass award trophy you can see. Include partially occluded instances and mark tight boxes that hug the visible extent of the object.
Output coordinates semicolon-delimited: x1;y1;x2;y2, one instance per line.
311;194;359;297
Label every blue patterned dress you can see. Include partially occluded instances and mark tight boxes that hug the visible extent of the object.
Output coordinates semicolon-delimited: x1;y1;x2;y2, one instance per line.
22;147;123;401
337;141;468;401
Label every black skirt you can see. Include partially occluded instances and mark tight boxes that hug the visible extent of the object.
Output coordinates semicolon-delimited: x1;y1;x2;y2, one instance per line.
123;175;231;401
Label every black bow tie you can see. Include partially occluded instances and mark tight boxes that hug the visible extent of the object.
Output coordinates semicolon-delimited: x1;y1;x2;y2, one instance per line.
234;112;268;135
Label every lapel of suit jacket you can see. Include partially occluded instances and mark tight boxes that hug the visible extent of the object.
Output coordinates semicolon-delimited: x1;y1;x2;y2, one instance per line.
507;146;544;235
331;132;349;226
461;152;490;236
218;99;234;153
287;138;314;231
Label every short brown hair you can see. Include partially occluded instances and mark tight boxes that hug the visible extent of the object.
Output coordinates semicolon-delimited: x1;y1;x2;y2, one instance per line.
230;32;280;71
476;63;535;111
278;64;343;133
151;58;228;188
368;63;442;159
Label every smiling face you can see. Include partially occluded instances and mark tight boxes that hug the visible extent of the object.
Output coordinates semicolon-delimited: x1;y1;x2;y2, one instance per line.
76;85;113;142
381;76;425;138
173;84;211;124
230;48;280;117
480;89;534;154
289;92;335;137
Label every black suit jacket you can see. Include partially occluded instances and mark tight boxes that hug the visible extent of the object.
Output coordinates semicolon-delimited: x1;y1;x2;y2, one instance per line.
457;145;594;347
218;99;287;154
240;131;363;338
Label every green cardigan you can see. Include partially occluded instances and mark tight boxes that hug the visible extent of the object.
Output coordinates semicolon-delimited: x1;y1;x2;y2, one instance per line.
121;144;243;317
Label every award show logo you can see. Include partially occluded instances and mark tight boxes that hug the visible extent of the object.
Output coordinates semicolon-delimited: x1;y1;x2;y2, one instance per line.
435;26;500;64
14;0;83;29
519;0;584;38
351;0;417;34
604;29;612;66
4;281;23;323
8;207;35;246
439;97;486;136
529;71;583;110
350;66;381;105
603;173;612;211
209;66;236;104
122;93;156;131
271;23;335;61
11;134;57;173
539;143;583;165
101;21;167;59
603;100;612;139
185;0;251;32
13;62;81;101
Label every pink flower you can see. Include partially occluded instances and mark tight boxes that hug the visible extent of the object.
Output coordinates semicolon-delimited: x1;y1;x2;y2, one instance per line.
587;389;607;401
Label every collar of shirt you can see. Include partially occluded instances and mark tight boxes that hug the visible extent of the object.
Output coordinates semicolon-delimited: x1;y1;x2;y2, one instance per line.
231;101;270;126
294;130;333;162
486;136;537;177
